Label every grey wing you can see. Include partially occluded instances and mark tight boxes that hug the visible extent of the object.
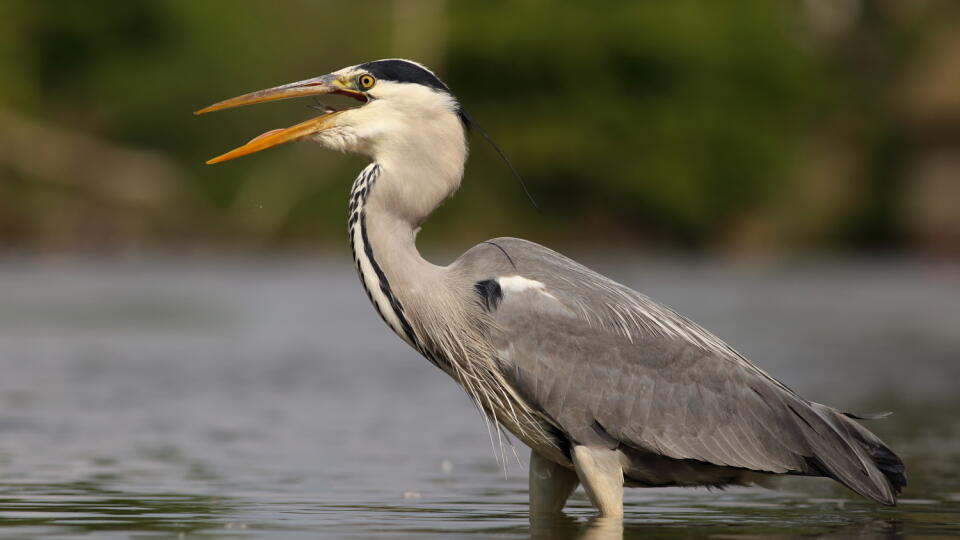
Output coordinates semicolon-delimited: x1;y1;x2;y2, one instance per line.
455;238;903;505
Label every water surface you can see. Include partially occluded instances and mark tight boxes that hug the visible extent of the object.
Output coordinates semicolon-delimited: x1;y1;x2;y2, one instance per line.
0;256;958;538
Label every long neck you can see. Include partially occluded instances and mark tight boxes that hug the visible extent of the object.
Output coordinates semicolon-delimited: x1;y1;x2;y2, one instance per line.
347;163;557;457
345;104;467;354
347;162;447;354
347;158;558;453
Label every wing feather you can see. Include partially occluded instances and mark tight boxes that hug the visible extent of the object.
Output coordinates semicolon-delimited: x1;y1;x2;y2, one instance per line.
454;238;902;503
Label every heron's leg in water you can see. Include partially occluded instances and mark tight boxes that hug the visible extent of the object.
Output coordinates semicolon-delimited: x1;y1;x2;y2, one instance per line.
571;445;624;517
529;450;579;514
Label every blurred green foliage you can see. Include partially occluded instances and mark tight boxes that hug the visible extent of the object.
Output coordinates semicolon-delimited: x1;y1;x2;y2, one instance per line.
0;0;957;253
446;1;824;245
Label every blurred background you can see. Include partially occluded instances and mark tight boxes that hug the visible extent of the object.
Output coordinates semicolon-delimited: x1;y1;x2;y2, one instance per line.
1;1;959;538
1;0;958;256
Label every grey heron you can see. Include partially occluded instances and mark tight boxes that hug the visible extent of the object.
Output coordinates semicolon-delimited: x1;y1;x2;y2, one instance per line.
195;59;906;517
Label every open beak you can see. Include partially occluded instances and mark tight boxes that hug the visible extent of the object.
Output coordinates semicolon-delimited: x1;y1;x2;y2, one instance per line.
194;74;366;164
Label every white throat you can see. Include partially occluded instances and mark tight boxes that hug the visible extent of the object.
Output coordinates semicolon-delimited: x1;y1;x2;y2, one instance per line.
347;163;421;350
338;83;468;360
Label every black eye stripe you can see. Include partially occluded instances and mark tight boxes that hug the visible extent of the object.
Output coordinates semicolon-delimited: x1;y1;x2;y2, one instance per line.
358;60;451;94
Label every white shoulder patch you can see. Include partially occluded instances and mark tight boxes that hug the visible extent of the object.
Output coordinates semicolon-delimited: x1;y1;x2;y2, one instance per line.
497;275;558;300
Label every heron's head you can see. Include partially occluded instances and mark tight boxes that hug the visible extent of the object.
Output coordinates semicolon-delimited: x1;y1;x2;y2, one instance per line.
196;59;466;167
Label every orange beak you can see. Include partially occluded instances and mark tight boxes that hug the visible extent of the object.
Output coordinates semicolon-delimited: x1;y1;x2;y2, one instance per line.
194;74;366;164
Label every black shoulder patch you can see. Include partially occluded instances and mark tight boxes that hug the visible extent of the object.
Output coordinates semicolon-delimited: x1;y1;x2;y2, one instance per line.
359;59;451;94
474;279;503;312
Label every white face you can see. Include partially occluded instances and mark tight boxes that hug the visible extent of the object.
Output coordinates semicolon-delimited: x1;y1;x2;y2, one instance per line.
316;67;464;159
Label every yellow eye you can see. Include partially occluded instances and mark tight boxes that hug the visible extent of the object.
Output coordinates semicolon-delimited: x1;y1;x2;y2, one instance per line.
358;74;376;90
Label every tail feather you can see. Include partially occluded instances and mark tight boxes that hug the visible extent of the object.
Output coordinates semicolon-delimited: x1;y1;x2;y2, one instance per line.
841;410;892;421
805;403;906;505
835;408;907;494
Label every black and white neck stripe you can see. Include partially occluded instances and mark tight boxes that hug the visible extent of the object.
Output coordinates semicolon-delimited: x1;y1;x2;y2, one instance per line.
347;163;420;349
